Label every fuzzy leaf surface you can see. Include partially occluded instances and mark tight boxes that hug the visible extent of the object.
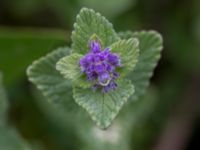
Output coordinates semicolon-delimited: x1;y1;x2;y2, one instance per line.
56;53;90;88
119;31;163;101
71;8;120;54
110;38;139;75
27;47;78;111
73;79;134;129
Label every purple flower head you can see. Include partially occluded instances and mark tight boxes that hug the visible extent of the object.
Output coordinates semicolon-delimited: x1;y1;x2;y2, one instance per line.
79;39;121;93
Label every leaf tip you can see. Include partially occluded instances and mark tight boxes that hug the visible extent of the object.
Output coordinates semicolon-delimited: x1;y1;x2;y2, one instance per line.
148;30;163;47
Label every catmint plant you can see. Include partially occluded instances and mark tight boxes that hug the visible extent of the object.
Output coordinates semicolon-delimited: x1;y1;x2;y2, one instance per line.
27;8;163;129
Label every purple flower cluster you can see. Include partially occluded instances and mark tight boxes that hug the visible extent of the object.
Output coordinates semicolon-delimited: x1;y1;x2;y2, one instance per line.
79;40;121;92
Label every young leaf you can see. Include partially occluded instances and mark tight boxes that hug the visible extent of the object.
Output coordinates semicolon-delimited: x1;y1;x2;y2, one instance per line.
71;8;120;54
27;47;77;109
110;38;139;75
73;79;134;129
119;31;163;101
56;53;90;88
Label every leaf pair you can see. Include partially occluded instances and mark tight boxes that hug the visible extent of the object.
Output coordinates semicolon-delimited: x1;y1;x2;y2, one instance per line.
27;8;163;129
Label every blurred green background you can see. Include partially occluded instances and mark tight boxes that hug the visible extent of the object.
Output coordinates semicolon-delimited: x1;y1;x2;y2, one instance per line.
0;0;200;150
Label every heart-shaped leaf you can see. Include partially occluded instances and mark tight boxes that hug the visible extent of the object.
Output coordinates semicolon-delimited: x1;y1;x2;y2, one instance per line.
73;79;134;129
71;8;120;54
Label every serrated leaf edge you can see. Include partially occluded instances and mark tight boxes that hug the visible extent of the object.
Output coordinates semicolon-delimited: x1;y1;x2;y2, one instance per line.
71;7;120;53
26;47;70;98
73;79;135;129
119;30;163;101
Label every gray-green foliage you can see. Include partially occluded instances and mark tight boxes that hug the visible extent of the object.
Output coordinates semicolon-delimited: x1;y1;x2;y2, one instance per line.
27;8;163;129
56;53;90;88
73;79;134;128
110;38;139;75
71;8;120;54
119;31;163;101
27;48;73;107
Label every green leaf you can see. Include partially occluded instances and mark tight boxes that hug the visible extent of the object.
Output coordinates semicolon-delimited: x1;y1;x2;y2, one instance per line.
56;53;90;88
73;79;134;129
110;38;139;75
27;47;76;108
119;31;163;101
71;8;120;54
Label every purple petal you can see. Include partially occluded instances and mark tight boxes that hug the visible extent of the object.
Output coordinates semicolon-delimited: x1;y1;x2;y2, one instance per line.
98;72;111;86
112;72;119;79
102;81;117;93
87;72;97;81
104;62;114;72
93;55;101;63
107;53;121;66
86;54;94;62
86;64;95;73
90;41;101;53
94;64;105;74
